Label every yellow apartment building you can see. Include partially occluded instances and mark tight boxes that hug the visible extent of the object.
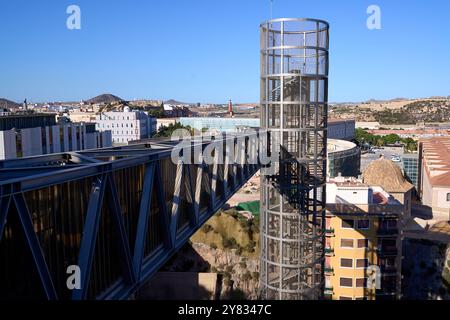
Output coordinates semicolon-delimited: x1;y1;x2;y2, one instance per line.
325;160;413;300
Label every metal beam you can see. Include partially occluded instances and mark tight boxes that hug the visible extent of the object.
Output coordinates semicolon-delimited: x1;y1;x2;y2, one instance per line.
170;161;183;243
13;193;58;300
133;163;156;280
107;174;136;285
72;175;107;300
0;196;10;245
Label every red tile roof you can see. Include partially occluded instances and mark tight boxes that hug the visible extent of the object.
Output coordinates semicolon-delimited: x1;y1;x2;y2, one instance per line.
420;137;450;187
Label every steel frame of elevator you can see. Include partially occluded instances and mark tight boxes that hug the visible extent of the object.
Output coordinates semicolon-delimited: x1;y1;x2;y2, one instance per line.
259;18;330;300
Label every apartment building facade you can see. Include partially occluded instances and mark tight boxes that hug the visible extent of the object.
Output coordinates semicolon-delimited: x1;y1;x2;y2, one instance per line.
325;160;413;300
418;137;450;217
0;114;112;160
95;108;157;144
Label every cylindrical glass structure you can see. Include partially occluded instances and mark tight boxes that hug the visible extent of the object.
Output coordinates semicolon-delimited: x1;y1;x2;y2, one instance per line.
259;18;329;300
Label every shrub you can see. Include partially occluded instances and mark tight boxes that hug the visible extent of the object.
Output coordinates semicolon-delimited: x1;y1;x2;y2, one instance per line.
245;240;256;253
201;224;214;233
223;237;238;249
241;271;252;282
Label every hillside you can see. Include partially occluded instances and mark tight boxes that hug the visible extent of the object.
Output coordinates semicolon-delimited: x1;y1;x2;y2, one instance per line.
86;93;124;104
0;98;21;109
331;98;450;124
165;99;191;105
190;209;259;258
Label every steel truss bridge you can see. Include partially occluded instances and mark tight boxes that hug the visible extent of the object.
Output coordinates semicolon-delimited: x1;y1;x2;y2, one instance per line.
0;133;261;300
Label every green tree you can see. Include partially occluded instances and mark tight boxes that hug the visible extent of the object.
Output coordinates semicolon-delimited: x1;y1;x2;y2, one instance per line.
154;122;193;138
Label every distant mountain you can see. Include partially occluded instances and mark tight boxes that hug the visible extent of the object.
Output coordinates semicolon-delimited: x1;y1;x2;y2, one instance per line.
0;98;21;109
164;99;191;105
87;94;124;104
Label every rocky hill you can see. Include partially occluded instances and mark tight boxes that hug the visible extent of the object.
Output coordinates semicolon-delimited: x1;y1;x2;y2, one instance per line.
164;99;192;105
86;93;124;105
0;98;21;109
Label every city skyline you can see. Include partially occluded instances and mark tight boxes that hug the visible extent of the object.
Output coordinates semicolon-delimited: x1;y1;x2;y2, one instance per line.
1;0;450;103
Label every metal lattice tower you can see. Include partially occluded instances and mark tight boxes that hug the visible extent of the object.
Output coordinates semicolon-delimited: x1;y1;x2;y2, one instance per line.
259;18;329;300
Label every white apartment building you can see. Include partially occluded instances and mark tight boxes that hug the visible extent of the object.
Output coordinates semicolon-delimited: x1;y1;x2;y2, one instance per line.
95;107;157;144
0;122;112;160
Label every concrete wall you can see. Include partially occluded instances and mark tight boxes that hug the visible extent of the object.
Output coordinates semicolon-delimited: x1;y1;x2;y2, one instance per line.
137;272;220;300
0;131;16;160
434;186;450;210
21;127;43;157
51;125;61;153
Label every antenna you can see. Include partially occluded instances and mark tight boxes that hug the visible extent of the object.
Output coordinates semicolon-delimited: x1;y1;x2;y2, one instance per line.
270;0;273;21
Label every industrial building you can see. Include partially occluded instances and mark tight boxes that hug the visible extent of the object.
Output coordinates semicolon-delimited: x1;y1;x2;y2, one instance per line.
325;160;413;300
95;108;157;144
259;18;329;300
418;137;450;217
0;114;112;160
327;139;361;178
180;117;355;141
327;119;356;141
179;117;260;133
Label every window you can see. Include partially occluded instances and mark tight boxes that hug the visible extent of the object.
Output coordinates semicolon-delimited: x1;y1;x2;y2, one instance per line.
341;239;354;248
356;278;367;288
339;296;352;300
357;219;370;230
342;219;354;229
340;278;353;287
340;258;353;268
355;297;367;300
357;239;369;248
356;259;368;268
447;193;450;202
380;219;397;230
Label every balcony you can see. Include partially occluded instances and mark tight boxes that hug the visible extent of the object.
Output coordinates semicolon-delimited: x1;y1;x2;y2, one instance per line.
325;247;335;256
325;228;335;237
324;286;334;295
324;267;334;274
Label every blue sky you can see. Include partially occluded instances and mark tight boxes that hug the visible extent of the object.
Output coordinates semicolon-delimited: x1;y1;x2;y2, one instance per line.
0;0;449;103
